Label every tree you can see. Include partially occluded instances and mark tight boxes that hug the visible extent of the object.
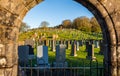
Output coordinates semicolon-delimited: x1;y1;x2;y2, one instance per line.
19;22;30;32
72;16;91;32
72;17;81;29
62;20;72;28
39;21;49;28
90;17;101;33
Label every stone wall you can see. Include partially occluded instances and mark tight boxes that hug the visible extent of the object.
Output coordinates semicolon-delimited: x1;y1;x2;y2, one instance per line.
0;0;120;76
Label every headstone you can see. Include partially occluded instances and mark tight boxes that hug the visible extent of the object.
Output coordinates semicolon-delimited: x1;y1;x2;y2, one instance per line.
43;40;46;46
37;45;49;66
48;40;50;47
24;39;34;48
68;40;71;49
18;45;29;66
56;44;66;62
51;40;56;52
79;40;83;46
18;41;24;46
85;41;90;52
43;40;49;46
59;41;61;44
63;40;66;44
89;39;94;44
38;39;43;45
49;40;52;48
27;45;34;55
46;40;49;46
94;40;99;48
27;45;35;60
59;40;63;44
71;41;77;56
56;40;59;45
54;44;67;67
70;40;72;45
76;41;79;51
65;41;68;49
86;44;96;61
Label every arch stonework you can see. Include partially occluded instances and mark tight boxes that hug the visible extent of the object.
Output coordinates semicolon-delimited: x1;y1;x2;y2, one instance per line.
0;0;120;76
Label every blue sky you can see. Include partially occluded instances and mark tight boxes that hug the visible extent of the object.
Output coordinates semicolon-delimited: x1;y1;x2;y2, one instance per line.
23;0;93;28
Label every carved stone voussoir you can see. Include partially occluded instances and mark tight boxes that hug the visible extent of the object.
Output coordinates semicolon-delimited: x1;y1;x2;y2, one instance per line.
0;57;7;68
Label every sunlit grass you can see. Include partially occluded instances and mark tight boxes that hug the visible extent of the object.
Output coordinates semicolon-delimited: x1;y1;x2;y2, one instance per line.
48;45;104;67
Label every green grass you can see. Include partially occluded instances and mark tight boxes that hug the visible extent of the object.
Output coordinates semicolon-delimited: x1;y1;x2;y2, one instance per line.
48;45;104;67
26;44;104;68
18;28;102;41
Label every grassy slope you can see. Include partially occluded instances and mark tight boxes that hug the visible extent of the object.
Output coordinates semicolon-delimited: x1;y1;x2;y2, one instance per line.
18;28;102;41
20;28;103;67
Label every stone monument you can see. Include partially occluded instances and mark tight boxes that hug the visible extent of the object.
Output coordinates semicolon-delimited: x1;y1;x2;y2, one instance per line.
71;41;77;56
37;45;49;67
86;44;96;61
54;44;67;67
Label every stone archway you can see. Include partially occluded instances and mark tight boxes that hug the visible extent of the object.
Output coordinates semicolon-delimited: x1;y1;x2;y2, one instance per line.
0;0;120;76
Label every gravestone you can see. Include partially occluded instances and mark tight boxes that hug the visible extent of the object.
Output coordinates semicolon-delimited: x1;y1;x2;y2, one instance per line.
49;40;52;48
43;40;46;46
86;44;96;61
27;45;35;60
18;45;29;66
48;40;50;47
85;41;90;52
54;44;67;67
51;40;56;52
79;40;83;46
70;40;72;45
59;40;63;44
38;39;43;45
65;41;69;49
76;41;79;51
68;40;71;49
94;40;99;48
63;40;66;45
37;45;49;67
24;39;34;48
43;40;49;46
71;41;77;56
18;41;25;46
56;40;59;45
26;45;34;55
46;40;49;46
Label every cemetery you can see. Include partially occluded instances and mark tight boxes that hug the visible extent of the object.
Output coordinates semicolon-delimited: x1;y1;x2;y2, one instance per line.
18;29;104;76
0;0;120;76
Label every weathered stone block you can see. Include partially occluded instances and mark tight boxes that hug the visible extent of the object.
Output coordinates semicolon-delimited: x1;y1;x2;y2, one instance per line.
5;43;18;67
0;69;4;76
0;44;5;56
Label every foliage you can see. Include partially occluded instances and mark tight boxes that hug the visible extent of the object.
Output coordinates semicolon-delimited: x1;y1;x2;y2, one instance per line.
90;17;101;33
73;17;92;32
55;16;101;33
62;19;72;28
19;22;30;32
39;21;49;28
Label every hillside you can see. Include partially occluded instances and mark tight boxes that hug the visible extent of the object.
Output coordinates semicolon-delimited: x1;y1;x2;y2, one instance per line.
18;28;102;41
